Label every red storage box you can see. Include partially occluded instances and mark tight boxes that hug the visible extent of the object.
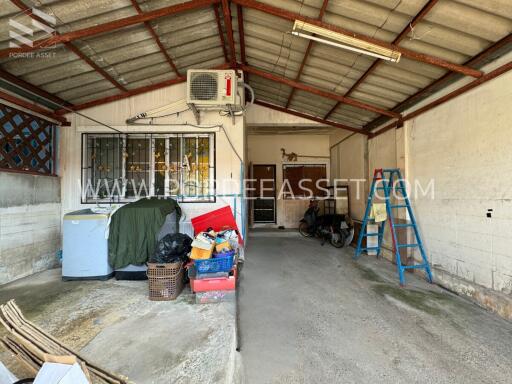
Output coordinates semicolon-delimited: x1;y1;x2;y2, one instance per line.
191;206;243;245
190;275;236;293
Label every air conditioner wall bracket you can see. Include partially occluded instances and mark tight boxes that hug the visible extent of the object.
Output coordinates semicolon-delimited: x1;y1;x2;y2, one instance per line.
227;104;235;125
188;103;200;125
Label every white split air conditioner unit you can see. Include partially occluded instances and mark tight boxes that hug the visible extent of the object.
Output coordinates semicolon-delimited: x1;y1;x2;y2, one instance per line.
186;69;238;106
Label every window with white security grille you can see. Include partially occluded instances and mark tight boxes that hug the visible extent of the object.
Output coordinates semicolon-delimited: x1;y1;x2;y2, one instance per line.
81;133;215;203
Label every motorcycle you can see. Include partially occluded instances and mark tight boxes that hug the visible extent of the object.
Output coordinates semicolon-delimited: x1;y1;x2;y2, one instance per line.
299;200;354;248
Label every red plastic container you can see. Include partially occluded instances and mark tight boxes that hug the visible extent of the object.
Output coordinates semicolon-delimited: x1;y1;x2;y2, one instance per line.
191;206;243;244
190;275;236;293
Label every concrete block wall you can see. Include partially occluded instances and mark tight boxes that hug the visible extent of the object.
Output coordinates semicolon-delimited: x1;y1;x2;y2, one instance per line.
0;172;61;284
329;132;368;221
367;128;407;263
405;69;512;319
361;58;512;319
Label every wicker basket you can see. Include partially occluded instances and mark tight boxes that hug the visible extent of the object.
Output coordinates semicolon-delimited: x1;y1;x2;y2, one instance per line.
147;262;184;301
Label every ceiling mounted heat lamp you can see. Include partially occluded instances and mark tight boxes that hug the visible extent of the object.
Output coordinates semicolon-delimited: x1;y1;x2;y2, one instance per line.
291;20;401;63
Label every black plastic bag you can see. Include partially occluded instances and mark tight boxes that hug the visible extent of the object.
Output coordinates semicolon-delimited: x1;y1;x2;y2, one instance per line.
151;233;192;263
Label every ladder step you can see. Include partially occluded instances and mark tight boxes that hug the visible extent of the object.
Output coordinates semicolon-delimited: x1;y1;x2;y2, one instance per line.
393;223;414;228
397;244;419;248
355;169;432;285
361;247;380;251
376;187;406;191
402;264;427;270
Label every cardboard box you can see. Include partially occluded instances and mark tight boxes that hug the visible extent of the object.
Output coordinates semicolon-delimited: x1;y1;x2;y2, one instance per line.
215;241;231;253
190;275;236;292
191;233;215;250
190;245;214;260
34;362;89;384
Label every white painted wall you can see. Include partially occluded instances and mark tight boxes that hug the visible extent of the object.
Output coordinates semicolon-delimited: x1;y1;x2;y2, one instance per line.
55;83;346;263
60;82;247;235
246;104;324;127
247;134;330;228
329;132;368;220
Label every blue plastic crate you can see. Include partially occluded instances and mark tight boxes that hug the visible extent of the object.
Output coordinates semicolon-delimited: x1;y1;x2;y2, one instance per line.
194;251;235;274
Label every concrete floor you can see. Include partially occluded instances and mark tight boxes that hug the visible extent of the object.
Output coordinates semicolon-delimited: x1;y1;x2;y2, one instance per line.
240;232;512;384
2;232;512;384
0;269;241;384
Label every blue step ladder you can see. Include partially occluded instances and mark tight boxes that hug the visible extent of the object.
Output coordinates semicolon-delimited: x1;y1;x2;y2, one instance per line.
354;168;433;286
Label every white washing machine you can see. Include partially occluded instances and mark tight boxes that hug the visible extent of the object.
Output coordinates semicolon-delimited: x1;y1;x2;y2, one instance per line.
62;209;114;280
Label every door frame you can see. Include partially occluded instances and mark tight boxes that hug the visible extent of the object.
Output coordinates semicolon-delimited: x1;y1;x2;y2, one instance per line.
252;164;277;224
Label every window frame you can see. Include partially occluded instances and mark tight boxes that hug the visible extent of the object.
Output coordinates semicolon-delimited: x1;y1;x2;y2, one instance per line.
81;132;216;204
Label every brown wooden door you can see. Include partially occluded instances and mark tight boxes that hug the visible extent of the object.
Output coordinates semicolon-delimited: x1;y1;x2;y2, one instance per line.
252;164;276;223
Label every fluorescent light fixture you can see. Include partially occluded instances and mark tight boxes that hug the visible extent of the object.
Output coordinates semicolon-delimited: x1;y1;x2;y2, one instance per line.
292;20;401;63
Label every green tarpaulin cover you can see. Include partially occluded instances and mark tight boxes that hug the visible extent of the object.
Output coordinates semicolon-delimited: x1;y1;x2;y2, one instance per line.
108;198;181;269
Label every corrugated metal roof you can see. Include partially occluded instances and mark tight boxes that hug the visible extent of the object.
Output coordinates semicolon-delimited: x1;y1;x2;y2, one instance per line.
0;0;511;131
235;0;511;130
0;0;226;105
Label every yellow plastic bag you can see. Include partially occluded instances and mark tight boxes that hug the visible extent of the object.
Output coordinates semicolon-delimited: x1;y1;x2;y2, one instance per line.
370;203;387;222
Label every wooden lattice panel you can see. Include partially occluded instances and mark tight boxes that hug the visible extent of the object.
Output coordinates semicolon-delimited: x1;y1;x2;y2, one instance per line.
0;103;55;175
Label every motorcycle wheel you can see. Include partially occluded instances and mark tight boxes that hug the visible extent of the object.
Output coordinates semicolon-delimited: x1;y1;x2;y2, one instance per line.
330;232;346;248
299;222;314;237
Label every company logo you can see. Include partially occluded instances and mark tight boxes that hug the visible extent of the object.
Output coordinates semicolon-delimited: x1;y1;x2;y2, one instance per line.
9;7;56;56
224;73;232;97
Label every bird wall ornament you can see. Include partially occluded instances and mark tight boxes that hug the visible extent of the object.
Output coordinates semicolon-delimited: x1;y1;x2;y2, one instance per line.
281;148;298;162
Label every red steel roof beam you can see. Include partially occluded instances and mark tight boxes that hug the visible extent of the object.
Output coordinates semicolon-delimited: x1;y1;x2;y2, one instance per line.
221;0;237;68
9;0;127;92
232;0;483;78
0;90;68;124
370;60;512;138
236;4;250;83
55;63;230;114
237;5;247;65
0;67;71;107
130;0;181;76
63;43;127;92
255;99;366;135
241;64;400;118
0;0;221;59
364;33;512;131
214;4;229;62
324;0;440;120
285;0;329;109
